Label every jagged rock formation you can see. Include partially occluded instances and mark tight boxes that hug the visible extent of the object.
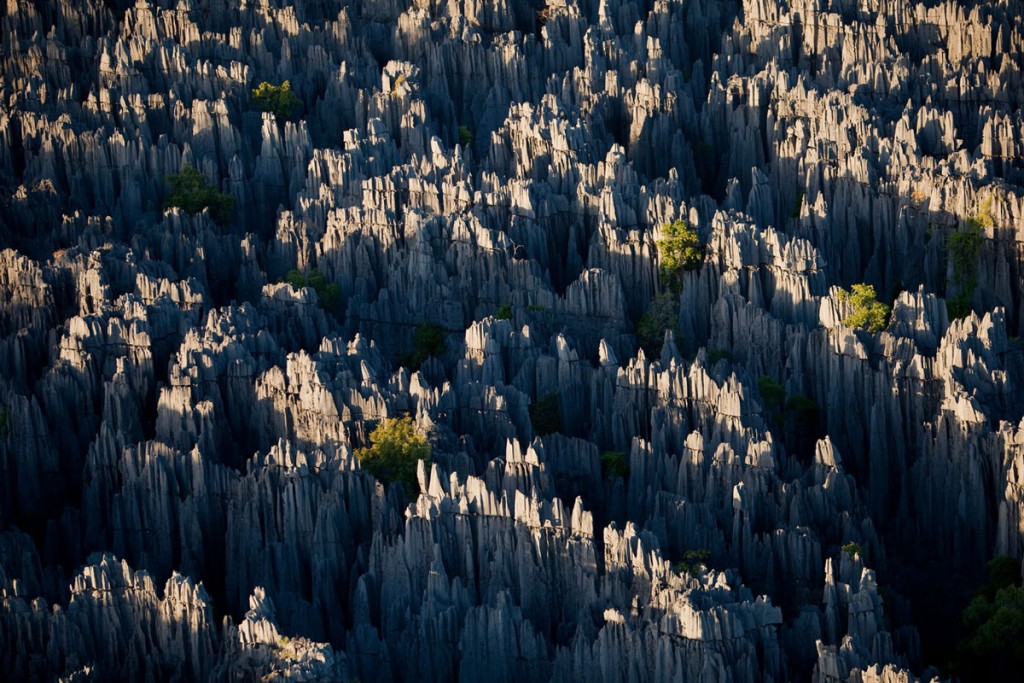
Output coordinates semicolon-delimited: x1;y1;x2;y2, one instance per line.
2;0;1023;680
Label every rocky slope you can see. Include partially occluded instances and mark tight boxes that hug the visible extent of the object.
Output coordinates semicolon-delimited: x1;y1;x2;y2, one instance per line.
1;0;1023;680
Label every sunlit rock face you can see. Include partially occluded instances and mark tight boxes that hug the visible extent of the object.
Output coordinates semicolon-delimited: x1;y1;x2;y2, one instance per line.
1;0;1022;681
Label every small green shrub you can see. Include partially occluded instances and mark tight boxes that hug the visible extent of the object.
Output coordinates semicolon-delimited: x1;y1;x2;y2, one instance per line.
165;164;235;226
495;304;512;320
601;451;629;480
356;416;431;495
252;80;301;120
785;393;820;432
408;323;446;369
0;408;9;437
656;219;702;294
757;376;785;412
637;292;679;356
839;283;890;333
954;555;1024;680
946;293;973;321
285;269;340;310
673;549;711;575
840;541;864;558
530;392;561;436
458;125;473;149
946;220;984;320
706;348;730;364
791;190;805;219
526;304;548;313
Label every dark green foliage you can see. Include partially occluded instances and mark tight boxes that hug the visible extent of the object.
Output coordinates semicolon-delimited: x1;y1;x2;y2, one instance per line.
252;80;301;120
526;304;548;312
782;392;822;459
839;283;890;333
601;451;629;480
840;542;864;558
356;417;431;495
946;293;972;321
706;348;730;364
458;125;473;149
755;377;821;456
954;555;1024;680
397;324;447;371
530;392;561;436
285;269;340;310
165;164;235;226
946;219;984;320
673;549;711;575
785;393;820;433
791;190;804;219
656;219;702;294
984;556;1022;595
0;407;8;437
409;323;446;369
758;376;785;411
495;304;512;320
637;292;678;356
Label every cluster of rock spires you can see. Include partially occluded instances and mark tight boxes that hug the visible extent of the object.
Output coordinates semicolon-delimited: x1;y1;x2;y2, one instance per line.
1;0;1023;680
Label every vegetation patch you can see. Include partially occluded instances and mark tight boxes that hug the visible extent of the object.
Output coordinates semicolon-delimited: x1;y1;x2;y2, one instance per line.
252;80;301;120
656;219;702;294
495;304;512;320
673;549;711;576
706;348;731;364
356;416;431;495
600;451;629;480
530;391;561;436
164;164;235;227
840;541;864;558
838;283;890;333
785;393;820;433
757;376;785;412
636;292;679;356
791;190;805;219
285;269;340;310
946;212;986;320
458;125;473;149
406;323;446;370
953;555;1024;680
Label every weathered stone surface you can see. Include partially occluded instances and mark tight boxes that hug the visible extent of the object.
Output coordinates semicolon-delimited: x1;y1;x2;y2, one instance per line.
2;0;1023;680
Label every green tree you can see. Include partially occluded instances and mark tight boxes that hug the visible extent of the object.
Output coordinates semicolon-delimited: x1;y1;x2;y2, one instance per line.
530;392;561;436
839;283;890;333
601;451;629;480
495;304;512;320
458;125;473;149
840;541;864;558
706;348;730;364
284;269;340;311
757;376;785;412
673;549;711;575
783;392;822;458
636;292;679;356
946;220;984;320
656;219;702;294
356;417;432;495
791;190;805;219
252;80;302;120
955;555;1024;680
406;323;446;370
165;164;235;226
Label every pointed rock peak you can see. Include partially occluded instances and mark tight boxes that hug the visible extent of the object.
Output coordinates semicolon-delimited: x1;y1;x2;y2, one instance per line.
814;436;842;469
598;338;618;366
